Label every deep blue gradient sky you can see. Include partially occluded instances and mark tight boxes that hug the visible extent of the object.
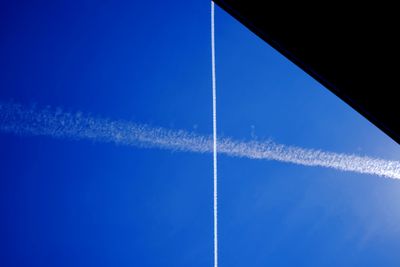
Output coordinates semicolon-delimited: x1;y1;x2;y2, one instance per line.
1;1;400;266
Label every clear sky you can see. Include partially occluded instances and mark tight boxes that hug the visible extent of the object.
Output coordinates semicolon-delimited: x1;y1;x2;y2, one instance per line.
1;1;400;266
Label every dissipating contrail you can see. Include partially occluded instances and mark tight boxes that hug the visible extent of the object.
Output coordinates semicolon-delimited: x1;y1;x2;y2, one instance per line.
1;101;400;179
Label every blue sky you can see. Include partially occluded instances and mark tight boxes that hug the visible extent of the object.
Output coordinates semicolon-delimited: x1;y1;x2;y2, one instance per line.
1;1;400;266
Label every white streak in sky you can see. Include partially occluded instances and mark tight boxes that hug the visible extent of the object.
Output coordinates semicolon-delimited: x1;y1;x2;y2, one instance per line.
211;2;218;267
1;102;400;179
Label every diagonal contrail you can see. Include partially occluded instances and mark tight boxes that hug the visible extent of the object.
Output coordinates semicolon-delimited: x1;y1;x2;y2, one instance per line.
1;101;400;179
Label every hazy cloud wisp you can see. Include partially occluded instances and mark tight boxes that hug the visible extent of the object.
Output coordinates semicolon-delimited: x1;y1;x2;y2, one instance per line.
1;102;400;179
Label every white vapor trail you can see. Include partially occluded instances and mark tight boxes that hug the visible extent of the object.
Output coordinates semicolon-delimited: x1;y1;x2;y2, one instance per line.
1;102;400;179
211;2;218;267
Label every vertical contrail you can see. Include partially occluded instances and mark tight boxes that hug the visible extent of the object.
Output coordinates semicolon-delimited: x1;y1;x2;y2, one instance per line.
211;2;218;267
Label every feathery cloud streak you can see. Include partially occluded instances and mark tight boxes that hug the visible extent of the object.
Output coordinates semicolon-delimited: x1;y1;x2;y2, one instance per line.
1;102;399;179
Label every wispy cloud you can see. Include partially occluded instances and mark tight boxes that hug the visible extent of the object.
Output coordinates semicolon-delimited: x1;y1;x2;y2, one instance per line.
1;101;400;179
